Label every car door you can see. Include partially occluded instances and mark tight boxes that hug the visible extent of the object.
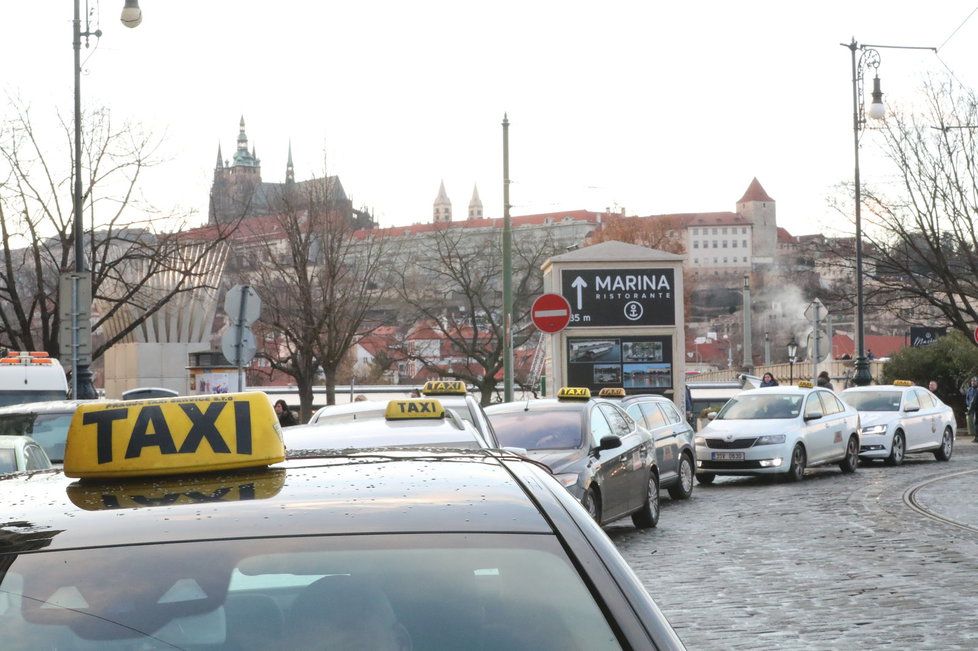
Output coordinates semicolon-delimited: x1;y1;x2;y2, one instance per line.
900;390;926;450
912;389;939;449
626;401;675;488
587;406;628;521
652;401;686;484
802;393;832;463
599;404;648;512
817;391;847;460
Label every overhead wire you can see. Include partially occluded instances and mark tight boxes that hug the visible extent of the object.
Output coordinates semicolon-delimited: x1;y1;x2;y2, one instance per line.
934;5;978;90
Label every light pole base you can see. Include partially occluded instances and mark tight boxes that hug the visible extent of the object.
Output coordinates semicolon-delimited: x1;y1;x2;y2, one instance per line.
852;356;873;387
75;363;98;399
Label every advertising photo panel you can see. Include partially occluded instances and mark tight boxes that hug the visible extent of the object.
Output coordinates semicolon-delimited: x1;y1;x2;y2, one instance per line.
566;335;672;394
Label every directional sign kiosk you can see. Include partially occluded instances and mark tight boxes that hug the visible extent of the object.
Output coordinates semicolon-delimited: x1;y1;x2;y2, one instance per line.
541;240;685;409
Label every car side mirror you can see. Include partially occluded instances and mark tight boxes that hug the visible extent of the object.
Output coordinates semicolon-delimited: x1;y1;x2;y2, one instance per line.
803;412;823;422
597;435;622;452
903;405;919;413
706;411;718;421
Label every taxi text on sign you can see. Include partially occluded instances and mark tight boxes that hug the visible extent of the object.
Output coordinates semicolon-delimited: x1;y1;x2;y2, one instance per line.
561;268;675;327
63;393;285;478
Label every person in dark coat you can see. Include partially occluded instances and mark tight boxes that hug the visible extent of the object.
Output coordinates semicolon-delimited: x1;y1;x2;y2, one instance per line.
966;377;978;442
274;399;298;427
816;371;832;389
760;372;779;387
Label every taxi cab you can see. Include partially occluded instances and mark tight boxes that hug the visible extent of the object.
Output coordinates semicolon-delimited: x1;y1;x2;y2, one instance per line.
485;387;660;529
839;381;955;465
695;381;860;483
0;392;685;650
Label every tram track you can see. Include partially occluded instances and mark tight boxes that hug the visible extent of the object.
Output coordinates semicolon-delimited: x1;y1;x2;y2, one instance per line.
903;467;978;535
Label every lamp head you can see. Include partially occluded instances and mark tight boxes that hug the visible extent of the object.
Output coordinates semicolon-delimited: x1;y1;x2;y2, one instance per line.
121;0;142;28
868;75;885;120
787;336;798;363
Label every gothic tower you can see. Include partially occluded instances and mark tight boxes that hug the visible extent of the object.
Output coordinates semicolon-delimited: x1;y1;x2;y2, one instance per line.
736;178;776;265
468;184;483;219
433;181;452;223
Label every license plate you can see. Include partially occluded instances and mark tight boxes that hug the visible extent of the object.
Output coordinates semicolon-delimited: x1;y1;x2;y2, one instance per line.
712;451;745;461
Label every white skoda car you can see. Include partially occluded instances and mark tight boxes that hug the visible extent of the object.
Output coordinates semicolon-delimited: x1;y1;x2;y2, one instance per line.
839;383;955;465
694;385;860;483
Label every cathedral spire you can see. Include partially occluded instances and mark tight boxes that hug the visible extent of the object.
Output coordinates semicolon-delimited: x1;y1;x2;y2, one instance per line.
433;180;452;223
468;184;483;219
286;141;295;184
215;142;223;169
237;115;248;153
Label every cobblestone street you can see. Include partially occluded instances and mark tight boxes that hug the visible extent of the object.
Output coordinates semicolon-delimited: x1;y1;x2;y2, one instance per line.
607;436;978;650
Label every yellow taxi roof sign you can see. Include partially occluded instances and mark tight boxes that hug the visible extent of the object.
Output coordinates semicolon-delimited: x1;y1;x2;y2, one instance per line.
385;399;446;420
421;380;467;396
797;380;814;389
598;387;626;398
893;380;913;387
63;393;285;479
557;387;591;400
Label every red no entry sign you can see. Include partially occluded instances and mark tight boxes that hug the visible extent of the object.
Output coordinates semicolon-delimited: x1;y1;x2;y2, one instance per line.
974;326;978;345
531;293;572;333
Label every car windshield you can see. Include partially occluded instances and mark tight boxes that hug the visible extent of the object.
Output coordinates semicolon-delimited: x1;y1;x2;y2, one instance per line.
1;534;621;650
0;413;73;462
839;391;903;412
284;422;482;454
0;392;66;408
717;394;803;420
488;408;583;450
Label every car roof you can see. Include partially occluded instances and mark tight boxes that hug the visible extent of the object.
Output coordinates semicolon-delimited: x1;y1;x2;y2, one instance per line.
285;413;485;453
737;386;823;396
0;434;37;449
840;385;914;392
0;451;552;554
0;399;95;415
485;398;598;414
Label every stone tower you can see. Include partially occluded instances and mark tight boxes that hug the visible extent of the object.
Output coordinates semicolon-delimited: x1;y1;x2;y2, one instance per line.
208;116;262;223
737;178;776;265
468;184;483;219
433;181;452;223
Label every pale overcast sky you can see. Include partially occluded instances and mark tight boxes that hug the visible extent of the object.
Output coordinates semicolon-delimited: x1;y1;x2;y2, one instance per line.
4;1;978;237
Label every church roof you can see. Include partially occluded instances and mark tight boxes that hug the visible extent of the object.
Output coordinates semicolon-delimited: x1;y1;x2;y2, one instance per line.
549;240;684;263
738;178;774;203
434;180;450;205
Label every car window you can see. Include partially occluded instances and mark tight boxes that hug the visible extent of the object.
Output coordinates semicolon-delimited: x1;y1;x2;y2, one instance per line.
916;390;934;409
488;408;583;450
804;395;824;419
589;407;614;445
0;412;73;462
817;391;842;415
625;404;647;428
639;403;669;429
25;445;47;471
839;391;902;412
658;401;683;425
830;394;848;414
903;391;921;411
599;404;631;437
0;448;16;473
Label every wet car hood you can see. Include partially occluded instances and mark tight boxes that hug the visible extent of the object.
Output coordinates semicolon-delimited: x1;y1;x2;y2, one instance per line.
700;418;799;437
521;448;585;474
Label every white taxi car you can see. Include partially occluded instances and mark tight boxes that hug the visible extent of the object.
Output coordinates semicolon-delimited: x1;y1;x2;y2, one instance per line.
694;382;860;483
839;381;955;465
0;434;52;474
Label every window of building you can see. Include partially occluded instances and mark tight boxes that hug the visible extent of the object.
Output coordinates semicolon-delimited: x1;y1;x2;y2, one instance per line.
693;241;699;248
723;257;728;263
741;227;747;234
722;241;727;248
732;240;738;248
743;257;747;262
722;228;727;235
712;240;718;248
742;240;748;248
712;228;718;234
692;228;698;235
713;257;718;264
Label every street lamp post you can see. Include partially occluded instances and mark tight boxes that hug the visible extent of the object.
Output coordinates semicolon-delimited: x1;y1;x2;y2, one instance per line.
787;336;798;385
844;38;935;387
501;114;513;402
71;0;141;398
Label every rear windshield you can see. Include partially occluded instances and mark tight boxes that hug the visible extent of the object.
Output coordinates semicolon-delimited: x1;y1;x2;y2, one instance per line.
0;391;66;408
0;413;73;462
839;391;902;412
0;534;621;650
489;408;583;450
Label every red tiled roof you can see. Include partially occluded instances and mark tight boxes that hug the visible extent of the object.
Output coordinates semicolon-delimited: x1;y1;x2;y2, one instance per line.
832;334;907;359
357;210;601;239
636;211;749;227
738;178;774;203
777;227;796;244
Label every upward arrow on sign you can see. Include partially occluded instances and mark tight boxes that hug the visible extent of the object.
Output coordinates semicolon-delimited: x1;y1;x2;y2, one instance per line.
571;276;588;310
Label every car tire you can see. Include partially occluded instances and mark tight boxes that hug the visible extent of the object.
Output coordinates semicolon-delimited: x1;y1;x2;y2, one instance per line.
885;430;905;466
786;444;806;482
582;487;602;524
668;453;695;500
839;435;859;474
934;427;954;462
696;472;716;485
632;471;660;529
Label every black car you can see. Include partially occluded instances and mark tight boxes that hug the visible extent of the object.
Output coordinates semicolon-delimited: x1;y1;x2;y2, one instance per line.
598;389;695;500
485;387;660;530
0;393;685;650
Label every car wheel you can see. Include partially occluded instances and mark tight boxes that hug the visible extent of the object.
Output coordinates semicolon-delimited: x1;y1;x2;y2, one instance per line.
934;427;954;462
786;444;806;482
582;487;602;524
632;471;660;529
695;472;716;485
668;453;694;500
885;430;905;466
839;435;859;473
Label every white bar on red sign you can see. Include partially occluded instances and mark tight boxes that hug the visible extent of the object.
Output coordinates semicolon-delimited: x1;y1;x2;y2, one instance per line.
535;309;568;317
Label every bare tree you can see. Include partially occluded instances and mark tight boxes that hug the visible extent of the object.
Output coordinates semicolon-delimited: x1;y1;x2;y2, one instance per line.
394;224;561;405
824;79;978;338
0;101;236;361
245;174;388;420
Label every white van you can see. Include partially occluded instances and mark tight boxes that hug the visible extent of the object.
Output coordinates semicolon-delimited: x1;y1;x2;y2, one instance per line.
0;351;69;407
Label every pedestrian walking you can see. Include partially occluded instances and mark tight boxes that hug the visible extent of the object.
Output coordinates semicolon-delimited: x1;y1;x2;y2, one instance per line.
966;377;978;442
760;372;779;387
274;399;298;427
816;371;832;389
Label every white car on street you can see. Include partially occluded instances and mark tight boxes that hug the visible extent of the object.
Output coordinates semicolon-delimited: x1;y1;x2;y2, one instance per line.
694;384;860;483
839;382;955;465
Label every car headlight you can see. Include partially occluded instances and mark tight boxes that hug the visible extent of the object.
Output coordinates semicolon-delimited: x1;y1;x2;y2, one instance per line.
555;473;579;487
754;434;786;445
694;436;706;446
860;425;887;436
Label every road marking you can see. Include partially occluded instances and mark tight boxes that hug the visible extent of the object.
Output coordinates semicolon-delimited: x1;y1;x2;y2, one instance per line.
903;467;978;535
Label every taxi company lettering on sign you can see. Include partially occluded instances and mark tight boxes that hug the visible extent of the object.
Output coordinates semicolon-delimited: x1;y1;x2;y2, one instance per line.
561;268;675;327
